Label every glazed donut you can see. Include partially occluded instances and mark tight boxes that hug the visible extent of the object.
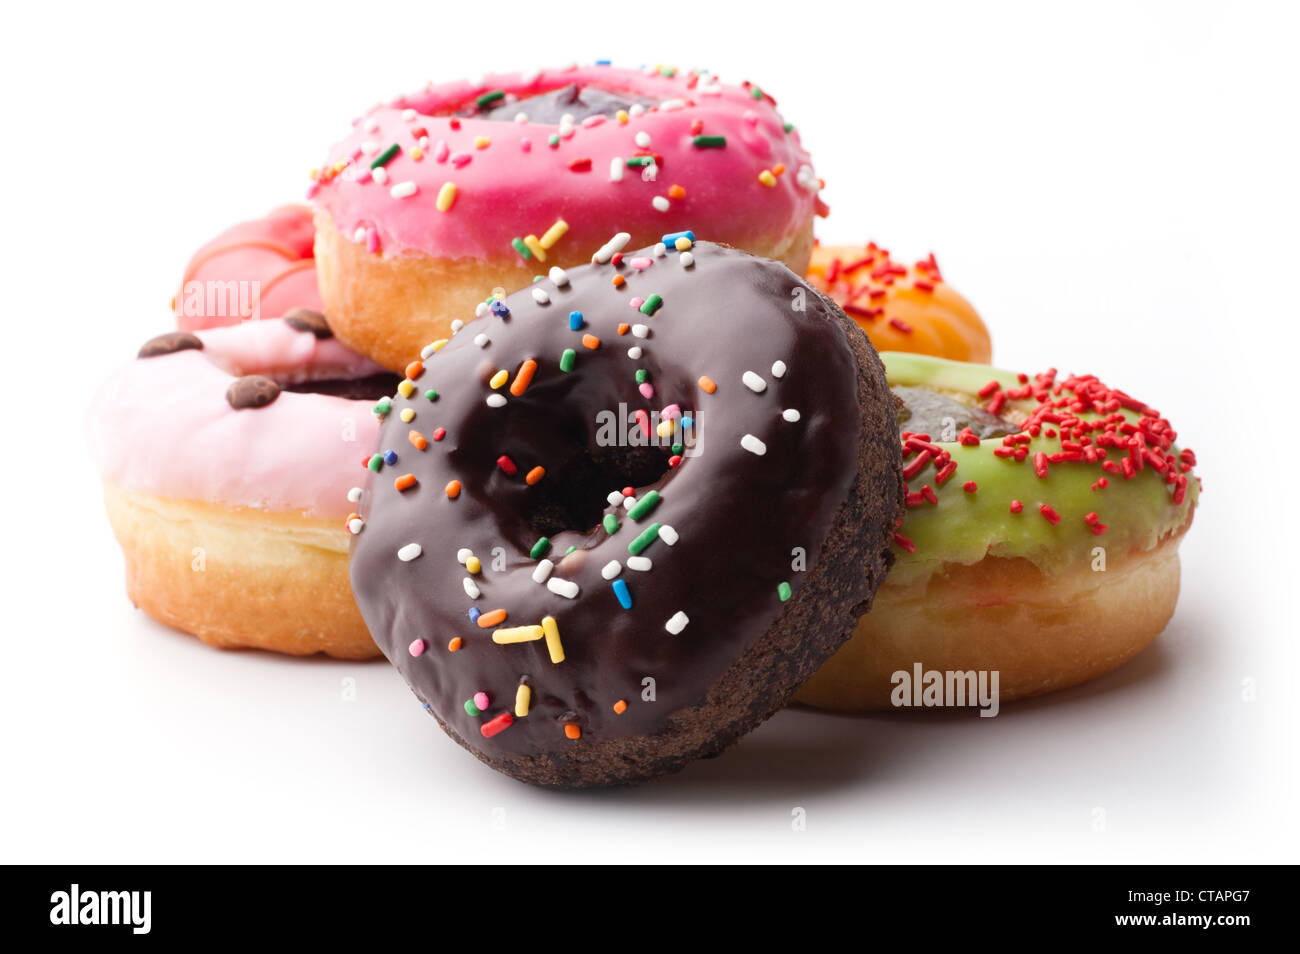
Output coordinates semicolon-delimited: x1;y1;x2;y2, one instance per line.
348;236;902;787
795;352;1199;711
88;317;396;659
310;63;826;372
806;242;992;363
173;205;321;330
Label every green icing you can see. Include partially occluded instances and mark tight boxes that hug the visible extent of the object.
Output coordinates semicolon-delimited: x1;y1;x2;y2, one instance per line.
881;352;1199;584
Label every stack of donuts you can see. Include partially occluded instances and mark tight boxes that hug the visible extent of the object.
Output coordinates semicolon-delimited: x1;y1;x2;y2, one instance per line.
89;62;1199;788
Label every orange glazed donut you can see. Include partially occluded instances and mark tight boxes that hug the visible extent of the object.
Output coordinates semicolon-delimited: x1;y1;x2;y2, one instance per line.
806;241;992;363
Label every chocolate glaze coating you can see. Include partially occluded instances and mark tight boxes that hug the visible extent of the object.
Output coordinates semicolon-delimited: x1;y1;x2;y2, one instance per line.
893;385;1014;440
350;242;903;787
139;331;203;358
225;374;280;410
283;307;333;339
475;83;657;124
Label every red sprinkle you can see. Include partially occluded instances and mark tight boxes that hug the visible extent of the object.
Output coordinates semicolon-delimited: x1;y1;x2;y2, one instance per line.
496;455;518;476
480;713;514;738
963;481;978;493
1010;500;1024;514
568;157;592;172
893;532;917;553
1039;504;1061;525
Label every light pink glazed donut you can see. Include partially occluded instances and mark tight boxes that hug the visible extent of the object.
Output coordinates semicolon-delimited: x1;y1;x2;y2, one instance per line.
309;63;826;371
88;318;395;658
173;205;321;331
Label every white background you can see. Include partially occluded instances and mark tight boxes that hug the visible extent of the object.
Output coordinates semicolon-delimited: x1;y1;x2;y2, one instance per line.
1;1;1296;862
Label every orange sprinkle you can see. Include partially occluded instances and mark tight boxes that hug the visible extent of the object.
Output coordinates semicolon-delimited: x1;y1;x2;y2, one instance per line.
617;323;630;335
405;360;424;380
448;637;462;652
509;358;538;396
772;162;786;176
612;274;626;288
668;184;686;200
698;375;717;394
394;474;417;491
345;511;360;525
408;429;428;450
445;479;461;499
477;608;507;628
582;333;601;349
525;466;546;485
563;723;582;740
613;699;628;714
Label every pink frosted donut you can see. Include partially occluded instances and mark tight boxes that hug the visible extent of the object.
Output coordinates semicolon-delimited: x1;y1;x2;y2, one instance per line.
174;205;321;331
88;316;395;659
309;63;826;371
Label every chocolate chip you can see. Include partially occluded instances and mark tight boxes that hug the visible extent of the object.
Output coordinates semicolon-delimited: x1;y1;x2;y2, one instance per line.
226;375;281;410
283;308;333;339
138;331;203;358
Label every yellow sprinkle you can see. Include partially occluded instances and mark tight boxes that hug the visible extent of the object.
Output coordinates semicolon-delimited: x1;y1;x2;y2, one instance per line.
539;219;569;249
541;615;564;664
523;234;546;261
436;181;457;212
656;419;675;438
411;147;424;161
466;556;481;574
674;236;693;251
430;338;449;353
759;169;777;187
309;167;320;181
397;379;415;398
474;136;491;149
515;683;532;718
489;369;509;389
492;625;544;645
399;408;415;423
616;109;629;125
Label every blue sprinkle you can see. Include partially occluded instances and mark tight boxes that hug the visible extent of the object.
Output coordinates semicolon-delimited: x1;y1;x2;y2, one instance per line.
612;578;633;610
568;310;584;331
595;59;612;66
383;450;399;465
661;230;696;247
468;607;481;623
681;415;694;430
490;300;511;318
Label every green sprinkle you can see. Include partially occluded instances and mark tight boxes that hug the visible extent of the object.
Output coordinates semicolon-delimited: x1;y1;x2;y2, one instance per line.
475;89;506;109
750;86;764;100
634;368;649;384
778;581;792;602
373;397;392;415
424;389;439;401
529;537;551;560
692;135;727;148
547;133;560;147
626;156;655;167
464;698;482;716
564;545;577;555
370;143;401;169
628;522;662;556
367;454;383;472
559;348;576;372
602;513;620;535
783;122;794;134
640;294;663;316
511;237;532;260
627;491;661;521
671;442;684;456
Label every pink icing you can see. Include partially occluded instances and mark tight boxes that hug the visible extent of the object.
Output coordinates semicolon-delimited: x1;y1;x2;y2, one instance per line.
87;319;387;519
174;205;321;331
311;65;822;263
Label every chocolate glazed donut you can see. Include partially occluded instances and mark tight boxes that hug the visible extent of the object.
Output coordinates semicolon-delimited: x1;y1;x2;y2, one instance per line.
350;240;903;787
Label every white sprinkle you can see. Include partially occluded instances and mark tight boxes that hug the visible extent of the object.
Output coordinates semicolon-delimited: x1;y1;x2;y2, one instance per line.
659;98;687;111
474;333;490;347
742;371;767;393
391;181;418;199
531;287;550;305
606;490;625;506
658;525;679;546
627;556;652;572
450;319;464;333
634;131;651;147
347;518;364;534
514;112;528;123
783;408;801;422
532;559;554;584
353;226;367;243
741;434;767;455
486;394;507;408
420;342;438;359
594;232;631;263
401;108;417;122
631;323;649;338
372;166;389;185
665;611;690;635
609;157;624;182
771;360;788;378
627;346;643;359
397;543;422;562
653;243;667;258
548;266;569;287
601;560;622;580
651;195;670;212
347;487;363;503
547;577;580;599
456;548;474;564
463;577;481;599
361;139;381;154
629;104;646;117
622;496;635;510
474;302;489;318
680;251;695;268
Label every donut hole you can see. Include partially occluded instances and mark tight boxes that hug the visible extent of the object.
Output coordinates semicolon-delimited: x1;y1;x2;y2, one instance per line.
519;444;671;538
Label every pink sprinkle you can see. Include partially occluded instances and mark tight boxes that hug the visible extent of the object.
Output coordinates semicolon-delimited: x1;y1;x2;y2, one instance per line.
365;227;380;254
628;257;654;269
408;638;426;657
583;115;607;128
743;109;759;125
354;167;372;184
305;182;320;200
450;151;472;168
638;383;655;399
349;146;364;161
434;140;450;163
661;403;681;420
629;296;645;308
473;691;490;710
520;137;532;152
